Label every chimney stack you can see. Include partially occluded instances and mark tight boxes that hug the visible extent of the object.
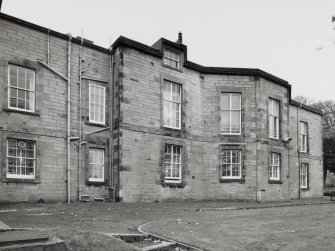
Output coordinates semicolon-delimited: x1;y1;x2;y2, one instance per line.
177;32;182;44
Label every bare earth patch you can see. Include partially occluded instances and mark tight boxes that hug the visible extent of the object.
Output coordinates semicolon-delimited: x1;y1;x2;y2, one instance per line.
0;199;334;250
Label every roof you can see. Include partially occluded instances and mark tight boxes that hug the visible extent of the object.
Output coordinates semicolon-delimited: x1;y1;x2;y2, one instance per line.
0;12;110;54
112;36;291;89
1;12;293;97
290;100;323;116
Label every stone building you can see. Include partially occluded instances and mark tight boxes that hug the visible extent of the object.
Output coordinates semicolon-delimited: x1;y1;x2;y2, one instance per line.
0;13;323;203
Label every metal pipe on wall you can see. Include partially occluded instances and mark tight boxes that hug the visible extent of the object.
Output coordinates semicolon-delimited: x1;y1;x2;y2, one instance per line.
109;48;115;201
67;35;72;203
78;33;83;202
297;103;302;199
255;78;260;202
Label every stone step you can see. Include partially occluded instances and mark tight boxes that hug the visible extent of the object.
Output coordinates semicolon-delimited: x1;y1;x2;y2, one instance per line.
0;230;49;246
0;230;66;250
0;238;66;251
142;240;176;251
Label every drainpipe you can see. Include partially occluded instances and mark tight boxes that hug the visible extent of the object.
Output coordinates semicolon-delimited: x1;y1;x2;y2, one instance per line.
78;34;83;202
67;35;72;203
255;77;260;202
297;102;302;199
287;136;291;201
109;48;115;201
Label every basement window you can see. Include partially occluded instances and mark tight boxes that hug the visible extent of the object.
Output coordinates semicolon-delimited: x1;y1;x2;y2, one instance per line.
300;163;308;189
89;84;105;125
6;139;36;179
88;148;104;182
221;150;242;179
164;145;182;183
8;65;35;112
269;152;281;181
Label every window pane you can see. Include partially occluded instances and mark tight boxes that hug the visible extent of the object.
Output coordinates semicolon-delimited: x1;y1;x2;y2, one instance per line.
231;111;240;133
8;139;17;148
18;68;25;78
273;101;279;116
164;152;171;163
222;164;229;176
163;82;170;100
163;100;171;126
269;116;274;135
28;92;35;111
172;84;180;102
18;89;25;99
18;99;25;109
26;149;34;158
221;93;229;109
9;66;17;77
221;111;230;133
9;87;17;98
232;164;240;176
273;117;278;137
231;94;241;109
18;77;25;89
26;72;34;90
232;151;240;163
10;97;17;108
8;148;16;157
164;163;171;177
172;164;179;178
10;76;17;87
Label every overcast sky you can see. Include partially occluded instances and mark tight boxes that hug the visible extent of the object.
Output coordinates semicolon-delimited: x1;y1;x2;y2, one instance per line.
2;0;335;101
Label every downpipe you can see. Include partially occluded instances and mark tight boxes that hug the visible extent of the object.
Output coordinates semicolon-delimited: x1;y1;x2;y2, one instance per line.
109;48;116;201
67;35;72;203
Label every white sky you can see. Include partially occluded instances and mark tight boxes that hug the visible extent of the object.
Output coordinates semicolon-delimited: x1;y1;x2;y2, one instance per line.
2;0;335;101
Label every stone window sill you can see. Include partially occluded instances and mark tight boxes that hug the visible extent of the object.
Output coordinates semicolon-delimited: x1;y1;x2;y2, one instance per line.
268;180;283;184
85;121;108;128
162;181;184;188
3;108;40;116
2;177;40;184
86;180;107;186
220;179;245;183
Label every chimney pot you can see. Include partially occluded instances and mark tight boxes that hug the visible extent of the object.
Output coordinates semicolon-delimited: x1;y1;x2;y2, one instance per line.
177;32;182;44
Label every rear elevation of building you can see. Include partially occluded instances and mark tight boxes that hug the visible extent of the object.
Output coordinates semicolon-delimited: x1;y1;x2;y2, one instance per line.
0;13;323;203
